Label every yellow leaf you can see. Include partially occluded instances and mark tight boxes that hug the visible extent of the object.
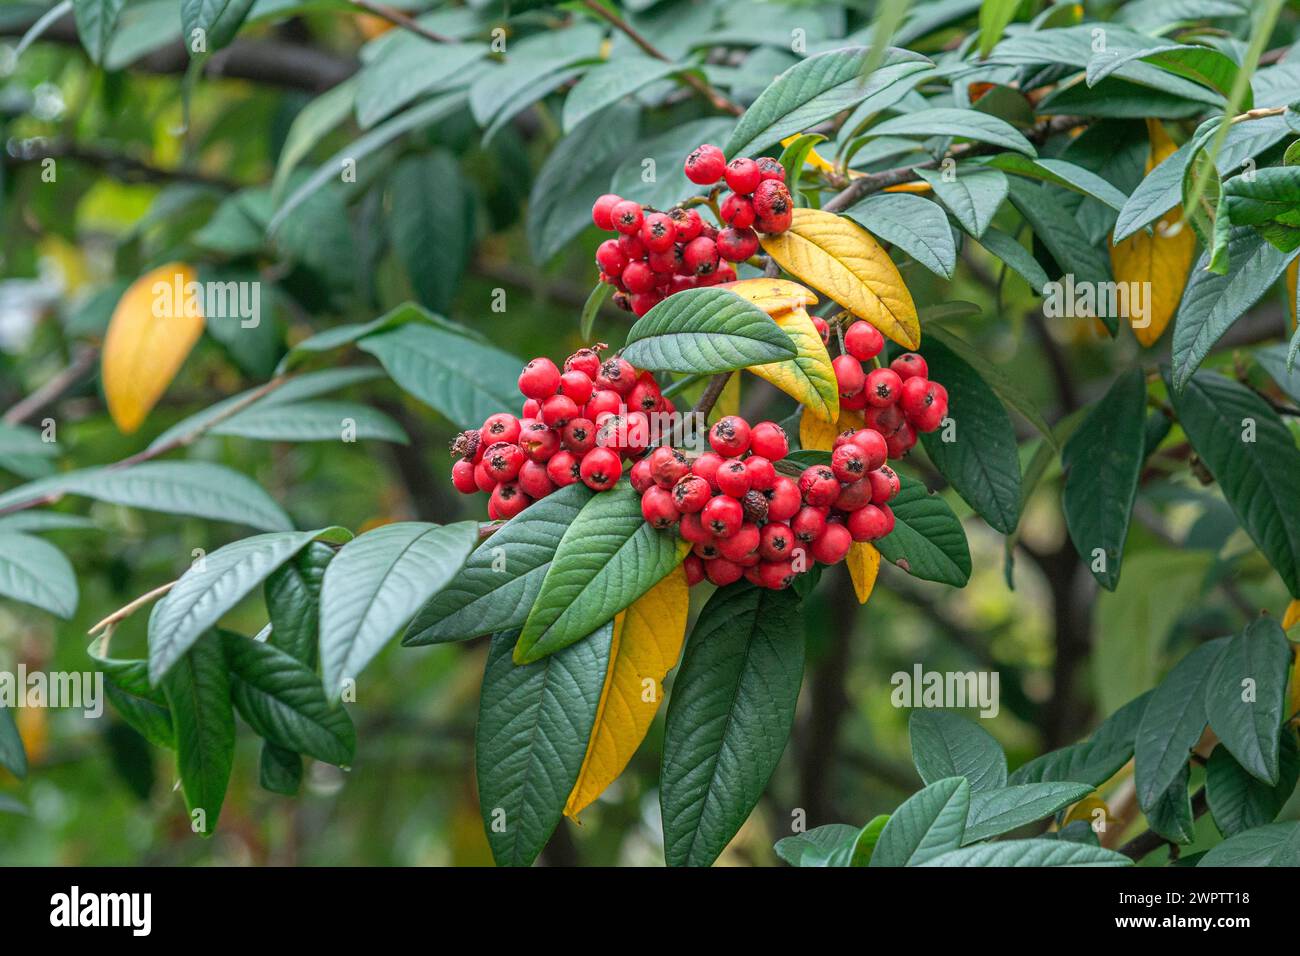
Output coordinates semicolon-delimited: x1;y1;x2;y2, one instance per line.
565;564;691;820
1286;259;1298;332
799;406;864;452
779;135;836;174
716;277;819;315
1284;599;1300;630
760;208;920;349
882;181;933;195
1110;121;1196;347
845;542;880;604
1062;795;1110;831
748;306;840;423
1284;600;1299;721
102;263;205;433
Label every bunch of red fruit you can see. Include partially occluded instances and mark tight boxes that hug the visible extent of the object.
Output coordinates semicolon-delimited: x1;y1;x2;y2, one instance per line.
590;143;794;318
631;415;903;591
449;346;674;519
829;321;949;458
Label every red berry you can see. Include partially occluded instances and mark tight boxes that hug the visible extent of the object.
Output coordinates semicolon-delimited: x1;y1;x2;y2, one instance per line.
717;522;760;562
679;511;712;544
810;522;852;564
617;233;645;259
518;357;560;400
580;447;622;490
558;370;594;406
798;465;839;507
902;379;947;431
597;357;637;396
766;475;801;521
744;455;776;491
683;236;720;276
641;485;679;529
712;263;737;284
724;157;762;194
592;193;622;231
669;207;703;242
541;394;580;429
702;494;743;538
715;459;751;498
848;428;888;470
640;212;677;252
519;420;560;461
835;478;872;511
844;322;884;360
630;456;655;492
885;422;917;458
684;144;726;185
891;353;929;381
482;441;525;482
866;404;905;435
757;559;796;590
717;227;759;262
518;459;555;499
622;260;655;295
833;355;866;397
683;554;706;586
627;379;663;415
649;446;690;488
847;503;893;541
693;539;721;561
705;556;744;587
622;412;651;457
490;481;531;520
841;390;868;411
562;418;597;454
790;505;827;544
474;461;496;494
720;192;756;228
611;200;643;235
546;451;580;487
749;421;789;460
673;474;712;512
759;522;794;560
521;398;540;419
752;180;793;232
709;415;751;457
691;451;725;491
595;239;627;275
647;247;679;274
830;443;868;482
565;347;603;378
865;367;903;408
755;157;785;182
451;458;478;494
868;466;900;504
585;388;623;420
812;315;830;344
481;412;521;446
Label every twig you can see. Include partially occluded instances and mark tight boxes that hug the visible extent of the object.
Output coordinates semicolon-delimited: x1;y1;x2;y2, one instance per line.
88;580;176;637
350;0;457;44
4;139;243;190
3;347;99;425
692;372;733;418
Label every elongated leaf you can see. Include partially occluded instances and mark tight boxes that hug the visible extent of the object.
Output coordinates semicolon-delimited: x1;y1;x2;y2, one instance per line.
761;208;920;349
774;823;860;867
1169;370;1300;597
222;634;355;765
389;151;475;316
909;711;1007;792
264;540;333;668
846;541;880;604
181;0;254;50
516;484;684;663
72;0;125;64
90;638;174;749
1204;617;1292;784
0;533;77;618
746;306;839;423
210;400;407;444
476;625;613;867
562;56;682;132
980;154;1129;212
870;777;970;867
843;193;956;278
921;839;1131;866
963;782;1093;844
1088;44;1242;104
660;584;804;867
977;0;1019;58
161;633;234;836
1010;691;1151;787
0;705;27;779
319;521;477;698
868;108;1035;156
874;476;971;586
610;117;737;212
1199;820;1300;866
622;288;796;374
404;483;593;645
914;165;1007;238
1207;732;1299;837
1007;181;1114;320
270;78;357;203
974;225;1049;292
355;37;486;128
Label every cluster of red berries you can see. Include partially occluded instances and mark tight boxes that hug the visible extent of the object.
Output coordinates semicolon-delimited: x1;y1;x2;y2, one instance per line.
828;322;949;458
449;346;675;519
590;144;794;318
630;415;903;591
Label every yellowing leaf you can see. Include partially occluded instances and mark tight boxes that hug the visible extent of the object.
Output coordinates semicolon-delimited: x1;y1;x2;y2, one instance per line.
565;565;690;820
799;406;864;452
1284;600;1299;720
1286;259;1298;332
102;263;205;433
882;181;933;195
1110;121;1196;347
716;277;819;315
780;135;836;174
748;306;840;423
1062;795;1110;830
1284;599;1300;630
846;541;880;604
760;208;920;349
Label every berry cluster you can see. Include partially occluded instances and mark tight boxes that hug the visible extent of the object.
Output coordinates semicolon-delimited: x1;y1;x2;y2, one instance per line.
829;322;949;458
631;416;903;591
590;143;794;318
449;346;674;518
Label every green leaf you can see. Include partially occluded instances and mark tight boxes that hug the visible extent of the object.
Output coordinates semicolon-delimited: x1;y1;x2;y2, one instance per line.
1207;731;1299;837
908;711;1007;793
874;476;972;587
963;782;1094;844
403;483;593;646
843;193;956;278
973;226;1049;292
1171;229;1296;391
209;399;406;445
1199;820;1300;866
661;584;804;867
1061;367;1148;590
579;282;611;341
562;56;683;133
913;165;1007;239
832;814;891;867
610;116;736;212
1168;371;1300;597
389;151;475;316
977;0;1020;58
0;462;293;532
979;154;1130;212
0;422;58;458
774;823;859;867
476;625;613;867
357;312;522;431
1010;691;1151;787
161;632;235;836
148;530;335;684
870;777;970;867
916;336;1022;533
222;634;355;766
1089;44;1243;106
920;839;1132;867
1134;637;1229;811
725;46;933;158
264;540;333;668
622;288;797;374
71;0;124;65
469;24;603;132
89;640;175;750
0;705;27;779
259;743;303;795
1146;764;1195;844
355;37;486;128
180;0;254;50
1007;181;1114;322
1256;342;1300;404
868;108;1036;157
319;521;477;697
0;532;77;618
1204;617;1293;784
270;78;357;204
515;483;682;663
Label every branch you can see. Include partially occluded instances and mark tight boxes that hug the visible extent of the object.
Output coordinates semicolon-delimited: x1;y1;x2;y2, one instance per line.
3;347;100;425
4;140;243;190
350;0;457;45
1119;787;1209;862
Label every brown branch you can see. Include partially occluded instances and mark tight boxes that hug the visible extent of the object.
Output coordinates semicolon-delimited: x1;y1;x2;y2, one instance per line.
3;347;100;425
4;140;242;191
350;0;457;44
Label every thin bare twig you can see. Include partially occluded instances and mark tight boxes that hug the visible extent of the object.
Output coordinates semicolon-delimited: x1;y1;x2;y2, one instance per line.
3;347;100;425
350;0;457;44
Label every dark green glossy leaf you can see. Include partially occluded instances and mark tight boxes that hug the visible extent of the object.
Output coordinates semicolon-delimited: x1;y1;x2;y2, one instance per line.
870;777;970;867
1009;691;1151;787
962;782;1093;844
1206;731;1299;837
843;193;956;278
161;633;234;837
1199;820;1300;866
622;288;797;374
1204;617;1292;784
908;710;1007;793
874;476;972;586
